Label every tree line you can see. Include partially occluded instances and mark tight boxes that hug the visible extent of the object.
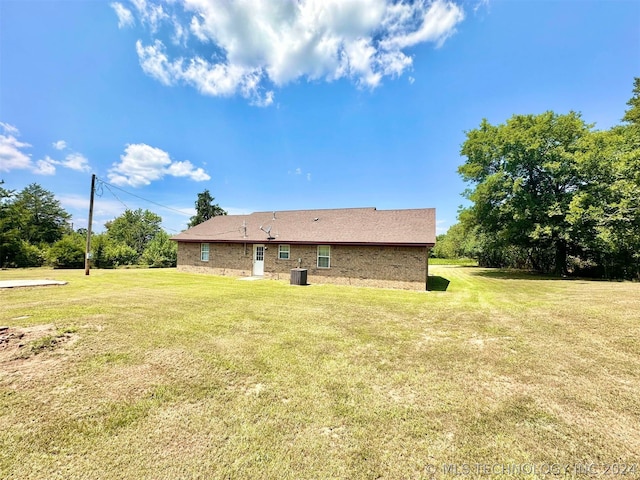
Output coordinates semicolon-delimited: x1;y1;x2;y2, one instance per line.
434;78;640;280
0;184;225;269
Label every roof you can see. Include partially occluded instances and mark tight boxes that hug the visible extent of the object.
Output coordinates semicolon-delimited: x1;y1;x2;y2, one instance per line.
171;207;436;247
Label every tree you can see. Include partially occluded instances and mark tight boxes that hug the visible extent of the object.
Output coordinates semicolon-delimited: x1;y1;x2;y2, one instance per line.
459;111;592;274
0;181;20;267
431;218;478;259
141;231;177;267
104;209;162;257
47;233;85;268
91;233;112;268
456;78;640;279
188;189;226;228
1;182;70;267
103;242;139;267
564;79;640;279
14;183;71;244
622;77;640;125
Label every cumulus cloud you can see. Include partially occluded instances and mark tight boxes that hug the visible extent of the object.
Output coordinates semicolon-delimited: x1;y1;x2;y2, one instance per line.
111;2;135;28
108;143;211;187
52;140;67;150
122;0;465;105
35;156;57;175
0;123;32;173
61;153;91;172
35;152;91;175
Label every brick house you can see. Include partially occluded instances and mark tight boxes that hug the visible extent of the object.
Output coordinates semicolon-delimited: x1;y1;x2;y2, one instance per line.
171;207;436;290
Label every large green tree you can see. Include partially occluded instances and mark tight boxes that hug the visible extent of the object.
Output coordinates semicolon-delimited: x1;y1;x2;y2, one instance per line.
459;111;592;274
14;183;72;245
188;189;226;228
0;182;71;267
0;181;19;266
104;209;162;257
567;79;640;278
457;78;640;279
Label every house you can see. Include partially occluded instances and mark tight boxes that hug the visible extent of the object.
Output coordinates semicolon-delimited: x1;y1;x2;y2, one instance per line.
171;207;436;290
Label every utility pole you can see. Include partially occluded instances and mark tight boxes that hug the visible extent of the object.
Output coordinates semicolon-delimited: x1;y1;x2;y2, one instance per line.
85;174;96;275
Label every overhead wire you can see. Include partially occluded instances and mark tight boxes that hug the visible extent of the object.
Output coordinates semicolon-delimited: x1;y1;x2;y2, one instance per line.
96;177;191;217
93;176;191;233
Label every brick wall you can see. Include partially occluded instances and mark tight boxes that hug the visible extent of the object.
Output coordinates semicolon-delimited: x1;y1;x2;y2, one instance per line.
176;242;428;290
177;242;252;277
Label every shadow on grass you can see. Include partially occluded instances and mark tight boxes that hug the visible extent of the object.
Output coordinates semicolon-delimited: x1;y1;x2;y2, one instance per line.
469;269;601;282
428;276;450;291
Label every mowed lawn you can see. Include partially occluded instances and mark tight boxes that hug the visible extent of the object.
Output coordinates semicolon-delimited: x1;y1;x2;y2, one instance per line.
1;266;639;479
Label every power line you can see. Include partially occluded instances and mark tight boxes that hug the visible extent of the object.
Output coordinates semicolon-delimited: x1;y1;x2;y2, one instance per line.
99;181;129;210
95;177;191;217
93;176;190;234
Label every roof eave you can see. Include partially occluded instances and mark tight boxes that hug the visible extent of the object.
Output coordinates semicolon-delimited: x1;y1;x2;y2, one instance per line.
172;238;434;248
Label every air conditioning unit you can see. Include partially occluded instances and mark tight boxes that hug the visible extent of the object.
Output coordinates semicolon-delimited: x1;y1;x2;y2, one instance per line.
290;268;307;286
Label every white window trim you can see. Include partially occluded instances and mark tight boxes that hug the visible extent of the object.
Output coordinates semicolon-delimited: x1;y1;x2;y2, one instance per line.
200;243;210;262
278;244;290;260
317;245;330;269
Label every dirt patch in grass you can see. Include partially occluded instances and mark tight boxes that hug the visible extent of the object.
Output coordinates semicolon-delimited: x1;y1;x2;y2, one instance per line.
0;324;79;364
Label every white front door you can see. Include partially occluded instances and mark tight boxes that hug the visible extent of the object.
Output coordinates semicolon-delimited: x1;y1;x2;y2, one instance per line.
253;244;265;276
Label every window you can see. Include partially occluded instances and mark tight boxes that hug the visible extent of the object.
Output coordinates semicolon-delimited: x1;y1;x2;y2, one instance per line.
317;245;330;268
278;244;290;260
200;243;209;261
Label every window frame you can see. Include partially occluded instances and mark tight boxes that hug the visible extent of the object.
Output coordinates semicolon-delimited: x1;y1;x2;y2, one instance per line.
317;245;331;269
200;243;210;262
278;244;290;260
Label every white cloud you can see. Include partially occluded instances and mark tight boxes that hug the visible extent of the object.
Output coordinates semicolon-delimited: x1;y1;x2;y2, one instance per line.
289;167;312;181
108;143;211;187
34;156;57;175
0;122;19;136
35;159;56;175
126;0;465;105
131;0;168;31
166;160;210;181
35;152;91;174
61;153;91;172
172;15;189;45
111;2;135;28
474;0;490;14
0;124;32;173
0;124;92;175
136;40;273;105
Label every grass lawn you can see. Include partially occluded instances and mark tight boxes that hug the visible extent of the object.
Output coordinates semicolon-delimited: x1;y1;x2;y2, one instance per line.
1;266;639;479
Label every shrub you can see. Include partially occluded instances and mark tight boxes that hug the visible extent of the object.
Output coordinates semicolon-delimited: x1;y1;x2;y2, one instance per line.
47;234;85;268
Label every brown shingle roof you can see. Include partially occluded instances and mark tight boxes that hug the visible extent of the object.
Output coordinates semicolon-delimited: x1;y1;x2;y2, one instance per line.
172;207;436;246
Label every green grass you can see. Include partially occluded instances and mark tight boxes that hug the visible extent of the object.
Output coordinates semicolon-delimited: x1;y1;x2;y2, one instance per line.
429;257;478;266
0;267;639;479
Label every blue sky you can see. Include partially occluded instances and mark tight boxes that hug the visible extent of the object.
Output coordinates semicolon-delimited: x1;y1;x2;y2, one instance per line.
1;0;638;235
